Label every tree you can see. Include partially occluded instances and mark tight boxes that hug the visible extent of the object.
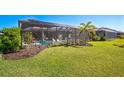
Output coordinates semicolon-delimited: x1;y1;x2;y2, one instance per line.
0;28;21;53
79;21;96;45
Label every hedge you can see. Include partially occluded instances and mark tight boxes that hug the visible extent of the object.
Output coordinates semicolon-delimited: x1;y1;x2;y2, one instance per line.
0;28;21;53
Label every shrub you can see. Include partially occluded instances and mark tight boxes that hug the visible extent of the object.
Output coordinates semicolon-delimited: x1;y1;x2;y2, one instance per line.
24;32;32;44
93;35;106;41
100;36;106;41
93;35;101;41
117;35;124;39
0;28;21;53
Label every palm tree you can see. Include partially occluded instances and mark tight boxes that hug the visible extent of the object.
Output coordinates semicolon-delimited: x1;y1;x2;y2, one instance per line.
79;21;96;45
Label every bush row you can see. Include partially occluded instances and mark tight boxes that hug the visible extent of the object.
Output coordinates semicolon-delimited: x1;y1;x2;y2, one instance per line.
117;35;124;39
93;35;106;41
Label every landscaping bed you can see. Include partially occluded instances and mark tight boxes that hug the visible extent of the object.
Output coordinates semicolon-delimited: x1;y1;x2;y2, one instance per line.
2;45;47;60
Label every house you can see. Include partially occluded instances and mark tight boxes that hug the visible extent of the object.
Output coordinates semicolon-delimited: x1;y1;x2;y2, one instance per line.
96;27;119;40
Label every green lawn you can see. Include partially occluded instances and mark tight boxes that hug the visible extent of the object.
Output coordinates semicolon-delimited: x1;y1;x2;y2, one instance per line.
0;39;124;76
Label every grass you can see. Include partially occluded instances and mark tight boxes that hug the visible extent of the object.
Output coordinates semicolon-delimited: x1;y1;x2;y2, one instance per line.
0;39;124;76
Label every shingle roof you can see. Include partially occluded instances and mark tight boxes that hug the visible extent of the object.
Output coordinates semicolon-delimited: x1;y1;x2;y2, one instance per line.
96;27;120;33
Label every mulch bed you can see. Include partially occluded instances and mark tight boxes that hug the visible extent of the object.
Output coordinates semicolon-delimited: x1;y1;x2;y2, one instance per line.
3;45;47;60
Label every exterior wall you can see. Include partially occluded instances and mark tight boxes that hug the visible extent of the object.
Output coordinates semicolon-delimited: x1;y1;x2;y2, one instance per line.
96;30;117;40
105;31;117;40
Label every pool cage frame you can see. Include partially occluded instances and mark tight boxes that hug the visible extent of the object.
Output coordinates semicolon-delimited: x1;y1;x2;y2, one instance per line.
18;19;80;46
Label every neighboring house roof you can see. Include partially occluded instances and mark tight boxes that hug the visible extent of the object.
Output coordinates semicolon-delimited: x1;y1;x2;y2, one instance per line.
19;19;79;29
96;27;124;34
96;27;120;33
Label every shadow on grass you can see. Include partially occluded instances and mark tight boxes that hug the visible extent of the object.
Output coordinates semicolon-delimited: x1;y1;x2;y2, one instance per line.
113;44;124;48
50;43;93;48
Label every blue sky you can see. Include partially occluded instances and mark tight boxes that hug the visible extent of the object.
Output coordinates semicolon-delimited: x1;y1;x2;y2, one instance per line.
0;15;124;32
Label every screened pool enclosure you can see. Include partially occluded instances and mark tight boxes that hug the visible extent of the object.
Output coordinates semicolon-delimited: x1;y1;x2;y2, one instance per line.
18;19;80;46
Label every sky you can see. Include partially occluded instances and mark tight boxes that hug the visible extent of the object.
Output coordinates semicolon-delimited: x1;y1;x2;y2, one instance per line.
0;15;124;32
